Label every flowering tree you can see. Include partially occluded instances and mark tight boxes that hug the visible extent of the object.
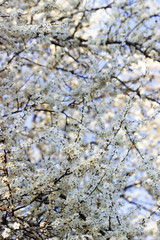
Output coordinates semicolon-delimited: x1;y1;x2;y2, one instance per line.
0;0;160;239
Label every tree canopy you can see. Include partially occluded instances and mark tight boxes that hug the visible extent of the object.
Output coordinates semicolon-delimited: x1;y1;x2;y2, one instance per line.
0;0;160;239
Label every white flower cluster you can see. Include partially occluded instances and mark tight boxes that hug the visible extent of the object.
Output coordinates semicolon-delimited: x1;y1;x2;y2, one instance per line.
0;0;160;239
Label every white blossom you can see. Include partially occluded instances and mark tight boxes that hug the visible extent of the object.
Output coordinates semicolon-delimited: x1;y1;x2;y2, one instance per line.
2;228;11;238
0;0;160;239
12;222;20;229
